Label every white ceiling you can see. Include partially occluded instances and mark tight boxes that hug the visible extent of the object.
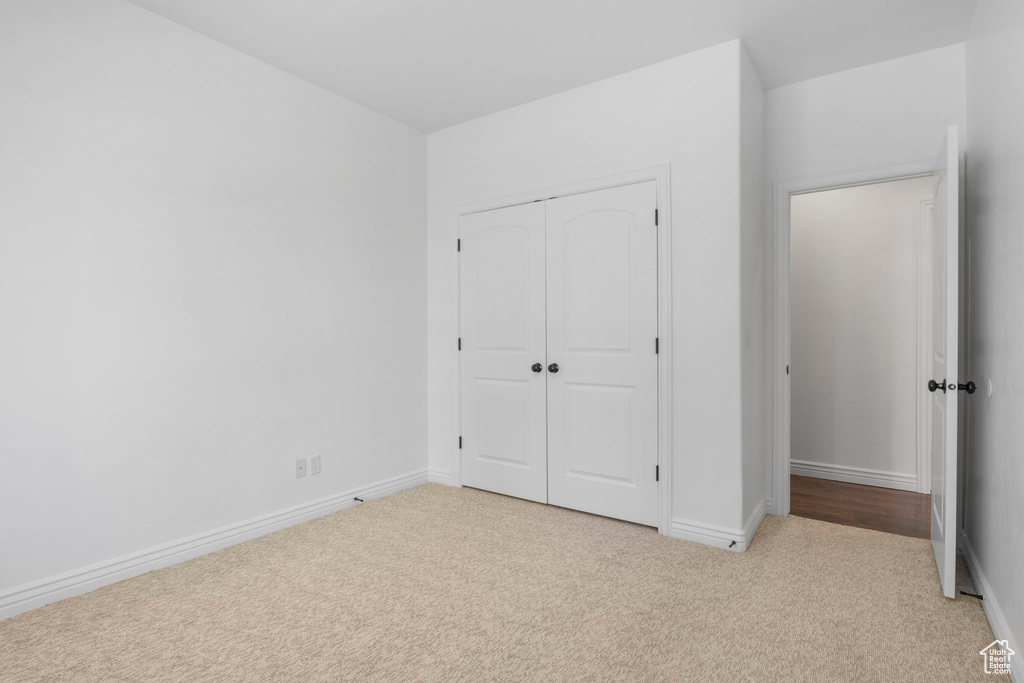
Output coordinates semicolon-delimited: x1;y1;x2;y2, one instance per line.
126;0;976;132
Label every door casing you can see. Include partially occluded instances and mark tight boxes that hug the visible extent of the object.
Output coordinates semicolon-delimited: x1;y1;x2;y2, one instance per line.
452;165;673;535
770;158;940;517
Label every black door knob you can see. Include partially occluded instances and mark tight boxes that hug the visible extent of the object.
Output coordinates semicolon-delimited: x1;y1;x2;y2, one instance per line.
928;379;947;393
531;363;543;373
548;363;559;373
958;381;977;394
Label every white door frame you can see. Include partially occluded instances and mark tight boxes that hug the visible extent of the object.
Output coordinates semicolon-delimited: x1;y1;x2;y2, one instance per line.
771;158;935;516
915;198;935;494
453;165;673;535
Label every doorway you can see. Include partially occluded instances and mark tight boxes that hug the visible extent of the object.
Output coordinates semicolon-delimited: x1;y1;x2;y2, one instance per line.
787;176;935;538
773;127;964;598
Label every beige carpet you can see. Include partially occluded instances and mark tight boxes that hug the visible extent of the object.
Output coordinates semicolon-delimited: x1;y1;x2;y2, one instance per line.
0;484;1001;682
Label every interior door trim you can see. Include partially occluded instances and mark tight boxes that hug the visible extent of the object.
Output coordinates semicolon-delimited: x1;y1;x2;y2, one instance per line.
770;157;938;518
452;165;673;535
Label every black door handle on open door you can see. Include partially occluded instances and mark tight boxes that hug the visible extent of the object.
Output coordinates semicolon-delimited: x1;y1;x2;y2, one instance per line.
548;363;559;374
531;363;543;373
957;381;977;394
928;379;947;393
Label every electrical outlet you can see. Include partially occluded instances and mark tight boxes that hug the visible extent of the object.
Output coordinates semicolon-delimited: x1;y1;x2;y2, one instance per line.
295;458;307;478
310;454;321;476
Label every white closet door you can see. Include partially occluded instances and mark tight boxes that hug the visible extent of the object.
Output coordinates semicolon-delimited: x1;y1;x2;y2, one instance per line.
460;202;548;503
545;182;659;526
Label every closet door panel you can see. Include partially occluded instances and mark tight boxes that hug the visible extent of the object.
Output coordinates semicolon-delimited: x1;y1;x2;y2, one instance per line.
546;182;659;526
459;203;547;503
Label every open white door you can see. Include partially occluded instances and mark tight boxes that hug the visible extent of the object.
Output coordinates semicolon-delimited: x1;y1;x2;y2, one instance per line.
929;125;961;598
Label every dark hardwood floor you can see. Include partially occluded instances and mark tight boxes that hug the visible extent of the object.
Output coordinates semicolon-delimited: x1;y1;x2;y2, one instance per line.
790;475;931;539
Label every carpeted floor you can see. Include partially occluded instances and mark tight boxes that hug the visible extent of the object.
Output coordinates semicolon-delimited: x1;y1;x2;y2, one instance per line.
0;484;1001;682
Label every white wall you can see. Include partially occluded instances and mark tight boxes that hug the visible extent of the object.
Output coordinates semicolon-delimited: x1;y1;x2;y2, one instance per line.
427;40;757;537
740;47;766;525
789;177;933;487
765;44;967;183
764;45;968;506
0;0;427;600
962;0;1024;662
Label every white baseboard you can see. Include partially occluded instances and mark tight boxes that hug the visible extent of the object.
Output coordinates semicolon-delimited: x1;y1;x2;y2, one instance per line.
0;469;428;621
743;499;767;548
790;459;917;492
669;499;765;553
959;529;1022;683
427;468;456;486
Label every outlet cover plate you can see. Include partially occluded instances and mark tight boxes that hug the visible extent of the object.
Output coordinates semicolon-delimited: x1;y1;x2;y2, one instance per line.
296;458;307;478
310;454;321;476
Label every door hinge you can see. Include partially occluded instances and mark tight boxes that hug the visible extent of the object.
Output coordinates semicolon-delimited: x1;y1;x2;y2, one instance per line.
457;238;461;252
656;465;660;482
458;337;461;351
459;436;462;449
655;337;659;354
786;364;790;375
655;208;659;226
